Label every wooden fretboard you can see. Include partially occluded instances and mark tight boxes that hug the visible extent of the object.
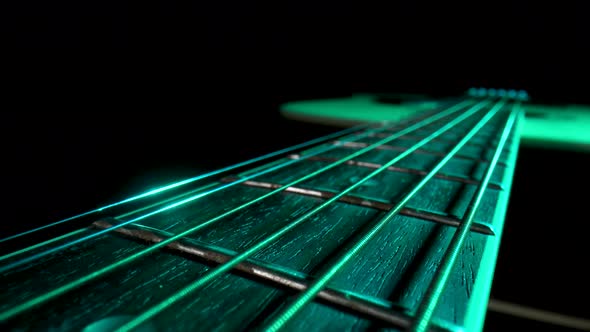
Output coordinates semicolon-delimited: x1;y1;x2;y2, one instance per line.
0;98;523;331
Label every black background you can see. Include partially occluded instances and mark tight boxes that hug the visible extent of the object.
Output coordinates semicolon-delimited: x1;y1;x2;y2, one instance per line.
2;1;589;330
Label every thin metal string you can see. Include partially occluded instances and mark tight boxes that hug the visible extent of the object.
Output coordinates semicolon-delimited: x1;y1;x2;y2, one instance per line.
1;105;444;260
261;100;507;332
410;104;520;332
114;100;492;332
0;113;422;274
0;100;473;322
0;229;87;264
0;182;220;263
0;123;370;244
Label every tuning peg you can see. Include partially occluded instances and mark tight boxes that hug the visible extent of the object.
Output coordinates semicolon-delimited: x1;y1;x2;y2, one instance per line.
507;90;517;98
517;90;529;101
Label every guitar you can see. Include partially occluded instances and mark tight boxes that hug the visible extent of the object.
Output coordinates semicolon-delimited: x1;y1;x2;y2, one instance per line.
1;90;588;332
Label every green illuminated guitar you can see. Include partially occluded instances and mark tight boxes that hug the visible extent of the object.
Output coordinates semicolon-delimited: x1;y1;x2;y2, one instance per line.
0;91;588;332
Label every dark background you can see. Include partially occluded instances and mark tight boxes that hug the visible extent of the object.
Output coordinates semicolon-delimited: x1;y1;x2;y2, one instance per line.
2;1;589;330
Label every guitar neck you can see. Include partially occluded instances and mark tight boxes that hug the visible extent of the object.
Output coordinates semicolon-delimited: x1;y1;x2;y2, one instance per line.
0;97;523;331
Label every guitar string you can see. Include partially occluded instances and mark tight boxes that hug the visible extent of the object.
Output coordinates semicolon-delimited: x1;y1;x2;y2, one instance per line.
0;100;462;273
261;99;507;331
0;111;433;272
0;122;371;244
114;100;493;331
92;220;415;328
0;182;220;263
411;104;520;332
1;100;454;245
0;99;474;322
0;104;447;262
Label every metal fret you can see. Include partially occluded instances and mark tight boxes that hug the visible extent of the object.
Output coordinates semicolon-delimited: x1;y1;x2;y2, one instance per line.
0;96;526;332
391;126;507;143
0;119;409;275
0;100;475;322
369;132;510;151
0;124;372;245
115;101;492;331
260;100;507;331
286;154;504;190
91;219;452;332
221;177;494;235
333;141;508;166
411;105;519;332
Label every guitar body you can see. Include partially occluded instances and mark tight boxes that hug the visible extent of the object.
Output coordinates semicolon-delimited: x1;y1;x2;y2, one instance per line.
1;93;588;332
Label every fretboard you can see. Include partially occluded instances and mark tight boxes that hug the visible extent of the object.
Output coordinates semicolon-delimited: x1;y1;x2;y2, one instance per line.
0;97;523;332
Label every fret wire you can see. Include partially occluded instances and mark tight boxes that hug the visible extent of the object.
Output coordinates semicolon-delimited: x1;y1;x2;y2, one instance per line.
1;101;443;259
370;132;510;151
286;155;504;190
334;141;507;166
0;100;473;322
221;178;494;235
406;125;500;141
94;220;455;332
114;101;492;332
0;115;414;275
411;104;519;332
0;123;371;244
90;220;428;330
261;100;507;332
